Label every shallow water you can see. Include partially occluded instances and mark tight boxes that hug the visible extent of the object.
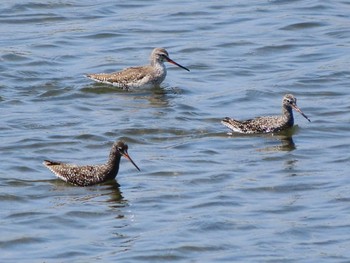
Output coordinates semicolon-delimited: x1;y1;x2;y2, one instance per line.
1;0;350;262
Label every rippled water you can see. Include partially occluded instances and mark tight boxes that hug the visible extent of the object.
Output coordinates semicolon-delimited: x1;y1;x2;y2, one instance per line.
1;0;350;262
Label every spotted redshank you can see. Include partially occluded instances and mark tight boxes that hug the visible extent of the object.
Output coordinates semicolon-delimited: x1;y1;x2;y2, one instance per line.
221;94;311;134
43;141;140;186
86;47;190;89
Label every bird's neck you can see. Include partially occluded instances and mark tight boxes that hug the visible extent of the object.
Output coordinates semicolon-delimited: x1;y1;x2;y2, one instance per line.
151;60;167;73
150;60;167;85
105;148;122;179
282;105;294;126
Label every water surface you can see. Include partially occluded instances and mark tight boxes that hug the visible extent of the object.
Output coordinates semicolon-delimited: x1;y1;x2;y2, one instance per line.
1;0;350;262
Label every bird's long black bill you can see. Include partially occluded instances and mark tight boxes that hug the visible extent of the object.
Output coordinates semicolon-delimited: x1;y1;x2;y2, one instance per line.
165;57;190;71
292;105;311;122
123;153;141;171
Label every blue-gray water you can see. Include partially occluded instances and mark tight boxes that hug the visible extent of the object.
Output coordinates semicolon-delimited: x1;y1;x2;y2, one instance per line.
1;0;350;262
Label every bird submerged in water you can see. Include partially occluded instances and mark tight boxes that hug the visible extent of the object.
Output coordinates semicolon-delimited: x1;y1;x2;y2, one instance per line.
86;47;190;90
43;141;140;186
221;94;311;134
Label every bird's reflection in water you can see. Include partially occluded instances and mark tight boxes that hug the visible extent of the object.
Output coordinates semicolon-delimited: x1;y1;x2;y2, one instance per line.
146;86;170;107
224;126;299;152
279;136;296;151
257;136;295;152
51;179;125;205
80;83;182;109
257;127;297;152
103;180;125;204
284;159;299;176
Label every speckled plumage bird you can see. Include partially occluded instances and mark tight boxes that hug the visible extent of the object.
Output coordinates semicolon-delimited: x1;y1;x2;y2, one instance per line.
43;141;140;186
221;94;311;134
86;47;189;89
